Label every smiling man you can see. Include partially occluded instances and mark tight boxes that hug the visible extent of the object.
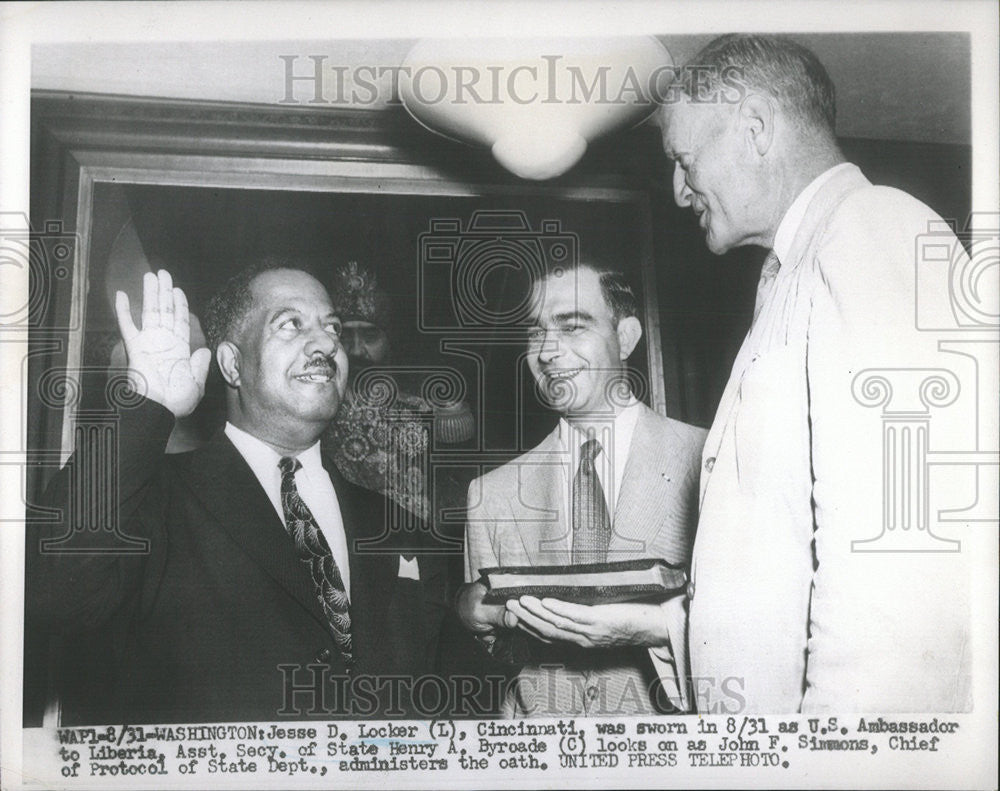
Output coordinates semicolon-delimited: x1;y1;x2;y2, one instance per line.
659;35;972;713
30;264;444;723
456;263;706;717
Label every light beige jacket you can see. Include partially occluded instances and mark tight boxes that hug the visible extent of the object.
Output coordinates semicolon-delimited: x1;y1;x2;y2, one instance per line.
691;164;973;714
465;403;705;717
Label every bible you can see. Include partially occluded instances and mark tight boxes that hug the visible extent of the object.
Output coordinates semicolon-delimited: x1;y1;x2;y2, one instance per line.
479;558;687;605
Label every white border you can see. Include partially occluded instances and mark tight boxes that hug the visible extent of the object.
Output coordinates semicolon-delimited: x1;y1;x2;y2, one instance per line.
2;3;998;790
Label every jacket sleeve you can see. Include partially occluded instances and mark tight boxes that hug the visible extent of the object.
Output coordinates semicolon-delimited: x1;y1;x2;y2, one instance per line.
801;188;972;712
462;475;531;664
647;425;704;712
463;476;499;585
27;397;175;635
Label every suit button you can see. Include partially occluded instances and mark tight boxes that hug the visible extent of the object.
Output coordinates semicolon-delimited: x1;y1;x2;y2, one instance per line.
686;581;696;601
585;686;599;701
704;456;716;472
316;648;331;662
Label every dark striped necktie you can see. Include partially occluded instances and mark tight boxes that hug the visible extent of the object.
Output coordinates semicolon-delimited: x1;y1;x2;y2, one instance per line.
278;456;352;666
571;438;612;563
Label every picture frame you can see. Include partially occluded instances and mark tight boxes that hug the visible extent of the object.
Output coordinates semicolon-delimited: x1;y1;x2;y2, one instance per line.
28;92;672;505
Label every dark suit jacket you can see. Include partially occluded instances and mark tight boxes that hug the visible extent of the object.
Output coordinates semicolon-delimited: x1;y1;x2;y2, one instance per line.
28;398;446;724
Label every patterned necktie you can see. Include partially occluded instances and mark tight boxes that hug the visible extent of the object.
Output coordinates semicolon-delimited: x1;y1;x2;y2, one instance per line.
571;438;612;563
278;456;352;665
753;249;781;321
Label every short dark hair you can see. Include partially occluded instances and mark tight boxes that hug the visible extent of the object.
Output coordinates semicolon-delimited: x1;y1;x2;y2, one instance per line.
594;267;640;326
679;34;836;136
203;259;316;351
534;263;640;326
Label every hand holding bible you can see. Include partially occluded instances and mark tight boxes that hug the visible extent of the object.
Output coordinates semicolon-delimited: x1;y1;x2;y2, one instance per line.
456;581;520;636
506;596;673;649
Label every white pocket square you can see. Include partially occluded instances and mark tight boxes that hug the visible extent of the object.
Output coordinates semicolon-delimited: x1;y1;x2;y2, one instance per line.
397;555;420;580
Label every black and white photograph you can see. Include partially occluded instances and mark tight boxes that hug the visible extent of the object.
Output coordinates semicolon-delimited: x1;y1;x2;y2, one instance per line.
1;2;997;789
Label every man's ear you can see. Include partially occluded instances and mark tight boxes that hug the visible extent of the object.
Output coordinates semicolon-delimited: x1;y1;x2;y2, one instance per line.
616;316;642;360
740;93;775;156
216;341;241;388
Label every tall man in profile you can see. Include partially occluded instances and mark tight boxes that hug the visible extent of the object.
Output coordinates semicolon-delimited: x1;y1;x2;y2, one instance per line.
659;34;971;712
457;263;706;717
30;266;443;723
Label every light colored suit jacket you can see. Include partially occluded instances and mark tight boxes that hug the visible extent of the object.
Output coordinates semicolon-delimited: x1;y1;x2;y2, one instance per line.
465;402;706;717
690;164;973;714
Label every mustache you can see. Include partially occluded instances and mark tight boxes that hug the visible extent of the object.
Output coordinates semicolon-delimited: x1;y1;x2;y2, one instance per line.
301;354;338;375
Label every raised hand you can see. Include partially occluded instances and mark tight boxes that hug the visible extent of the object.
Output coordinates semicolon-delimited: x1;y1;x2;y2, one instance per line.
115;270;212;418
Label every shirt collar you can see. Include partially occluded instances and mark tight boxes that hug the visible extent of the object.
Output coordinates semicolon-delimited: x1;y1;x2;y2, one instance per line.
224;421;323;475
772;163;853;263
556;396;640;461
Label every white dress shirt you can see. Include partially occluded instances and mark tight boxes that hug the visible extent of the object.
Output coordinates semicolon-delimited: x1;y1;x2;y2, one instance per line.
224;422;351;598
771;163;853;263
556;398;687;708
555;397;640;515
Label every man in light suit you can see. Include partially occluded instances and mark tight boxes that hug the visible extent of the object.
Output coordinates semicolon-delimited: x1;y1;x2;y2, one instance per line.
659;34;972;713
30;265;445;723
456;263;706;717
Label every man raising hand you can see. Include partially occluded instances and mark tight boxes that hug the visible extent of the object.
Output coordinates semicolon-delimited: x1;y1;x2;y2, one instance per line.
30;264;444;724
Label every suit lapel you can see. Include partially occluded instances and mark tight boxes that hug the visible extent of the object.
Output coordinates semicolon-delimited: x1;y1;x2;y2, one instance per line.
323;458;396;642
185;431;333;634
701;165;871;501
612;406;691;564
514;428;571;565
783;164;868;273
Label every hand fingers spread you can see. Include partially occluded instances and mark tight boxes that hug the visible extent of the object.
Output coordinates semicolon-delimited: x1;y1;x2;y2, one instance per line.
114;291;138;342
157;270;174;326
190;347;212;393
173;287;190;343
141;271;159;329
